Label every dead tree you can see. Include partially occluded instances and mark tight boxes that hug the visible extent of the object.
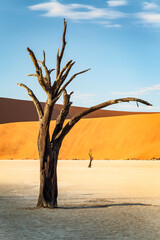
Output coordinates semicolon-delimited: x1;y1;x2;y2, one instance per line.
17;20;152;208
88;149;93;168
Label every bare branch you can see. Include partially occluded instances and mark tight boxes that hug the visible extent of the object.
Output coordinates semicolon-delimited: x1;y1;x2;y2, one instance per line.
27;48;51;95
59;19;67;62
57;97;152;141
43;50;46;64
37;67;51;95
49;68;55;74
52;91;63;104
51;89;72;142
56;59;73;81
54;60;75;94
56;48;60;78
69;91;74;96
53;60;75;96
59;68;91;93
17;83;43;120
56;19;67;78
27;47;40;71
27;74;37;77
37;60;51;86
37;50;52;86
60;62;75;86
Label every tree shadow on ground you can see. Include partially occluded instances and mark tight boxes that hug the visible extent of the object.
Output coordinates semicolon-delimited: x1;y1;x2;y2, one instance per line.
58;203;154;210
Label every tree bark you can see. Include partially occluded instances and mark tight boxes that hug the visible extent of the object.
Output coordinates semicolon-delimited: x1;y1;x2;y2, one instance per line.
88;149;93;168
37;127;60;208
37;153;58;208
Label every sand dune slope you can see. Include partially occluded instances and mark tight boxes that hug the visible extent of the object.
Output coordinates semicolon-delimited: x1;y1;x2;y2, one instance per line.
1;113;160;160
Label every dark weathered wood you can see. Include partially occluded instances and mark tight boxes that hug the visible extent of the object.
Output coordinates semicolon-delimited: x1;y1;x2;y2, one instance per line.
37;127;59;208
88;149;93;168
56;19;67;78
27;74;37;77
18;20;152;208
51;90;72;142
27;48;51;95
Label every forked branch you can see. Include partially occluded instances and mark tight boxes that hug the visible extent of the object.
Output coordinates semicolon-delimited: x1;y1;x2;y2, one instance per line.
59;62;76;87
17;83;44;120
53;60;75;95
56;59;73;81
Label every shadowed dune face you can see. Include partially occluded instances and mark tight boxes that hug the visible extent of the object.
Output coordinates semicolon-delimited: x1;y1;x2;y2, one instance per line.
0;97;155;124
1;113;160;160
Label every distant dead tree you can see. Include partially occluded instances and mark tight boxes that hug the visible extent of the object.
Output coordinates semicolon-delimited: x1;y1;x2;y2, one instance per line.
88;149;93;168
17;20;152;208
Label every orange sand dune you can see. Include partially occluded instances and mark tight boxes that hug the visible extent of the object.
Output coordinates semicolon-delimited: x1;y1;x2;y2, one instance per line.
1;113;160;160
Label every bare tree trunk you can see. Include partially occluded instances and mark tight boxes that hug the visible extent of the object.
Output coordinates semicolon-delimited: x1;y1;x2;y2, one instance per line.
37;126;60;208
37;157;58;208
88;159;92;168
88;149;93;168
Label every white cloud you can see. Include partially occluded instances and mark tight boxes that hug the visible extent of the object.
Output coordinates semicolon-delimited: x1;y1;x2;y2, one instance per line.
107;0;127;7
112;84;160;97
28;0;160;29
136;2;160;27
136;12;160;26
143;2;158;10
29;0;126;20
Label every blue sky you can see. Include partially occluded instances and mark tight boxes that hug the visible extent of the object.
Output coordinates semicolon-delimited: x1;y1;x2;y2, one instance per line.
1;0;160;111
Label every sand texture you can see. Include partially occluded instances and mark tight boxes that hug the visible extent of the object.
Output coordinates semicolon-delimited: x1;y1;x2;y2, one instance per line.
1;160;160;239
1;113;160;159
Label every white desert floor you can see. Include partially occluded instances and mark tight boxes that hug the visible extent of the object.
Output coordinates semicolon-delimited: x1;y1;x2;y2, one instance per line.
1;160;160;239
